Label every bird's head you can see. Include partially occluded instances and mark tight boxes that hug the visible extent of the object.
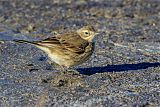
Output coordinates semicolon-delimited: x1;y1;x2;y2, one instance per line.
77;26;98;42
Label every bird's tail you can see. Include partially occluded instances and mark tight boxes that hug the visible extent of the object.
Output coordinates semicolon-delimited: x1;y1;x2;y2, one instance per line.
13;39;52;49
13;40;38;45
13;39;51;53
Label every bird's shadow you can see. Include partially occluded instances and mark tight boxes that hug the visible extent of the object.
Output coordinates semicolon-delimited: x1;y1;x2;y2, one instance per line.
76;62;160;75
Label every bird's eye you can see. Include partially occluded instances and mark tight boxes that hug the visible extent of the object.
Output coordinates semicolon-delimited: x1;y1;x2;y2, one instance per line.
85;32;89;35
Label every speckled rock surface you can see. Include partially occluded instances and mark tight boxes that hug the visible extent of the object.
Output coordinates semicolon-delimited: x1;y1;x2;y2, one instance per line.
0;0;160;107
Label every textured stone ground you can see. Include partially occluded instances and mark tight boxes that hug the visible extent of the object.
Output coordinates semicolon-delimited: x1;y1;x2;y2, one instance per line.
0;0;160;106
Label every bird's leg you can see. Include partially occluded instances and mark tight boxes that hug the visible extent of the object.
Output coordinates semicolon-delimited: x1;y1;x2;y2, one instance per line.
47;60;67;72
48;60;79;74
60;65;68;72
67;67;80;75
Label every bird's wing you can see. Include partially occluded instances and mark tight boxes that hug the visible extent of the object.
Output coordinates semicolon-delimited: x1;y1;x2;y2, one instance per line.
37;36;61;47
38;33;89;54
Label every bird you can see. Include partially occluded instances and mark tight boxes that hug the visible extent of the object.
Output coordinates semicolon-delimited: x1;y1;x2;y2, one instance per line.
14;26;98;69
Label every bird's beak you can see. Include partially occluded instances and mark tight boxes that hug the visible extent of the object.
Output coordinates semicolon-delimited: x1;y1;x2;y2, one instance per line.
95;33;99;35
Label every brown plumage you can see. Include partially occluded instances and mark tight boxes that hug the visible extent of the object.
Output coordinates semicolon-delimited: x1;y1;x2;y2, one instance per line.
14;26;98;68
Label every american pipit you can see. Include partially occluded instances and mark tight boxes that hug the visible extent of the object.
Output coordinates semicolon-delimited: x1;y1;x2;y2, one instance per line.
14;26;98;69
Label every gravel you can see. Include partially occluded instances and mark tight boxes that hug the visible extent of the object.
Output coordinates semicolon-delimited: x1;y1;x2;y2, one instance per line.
0;0;160;106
